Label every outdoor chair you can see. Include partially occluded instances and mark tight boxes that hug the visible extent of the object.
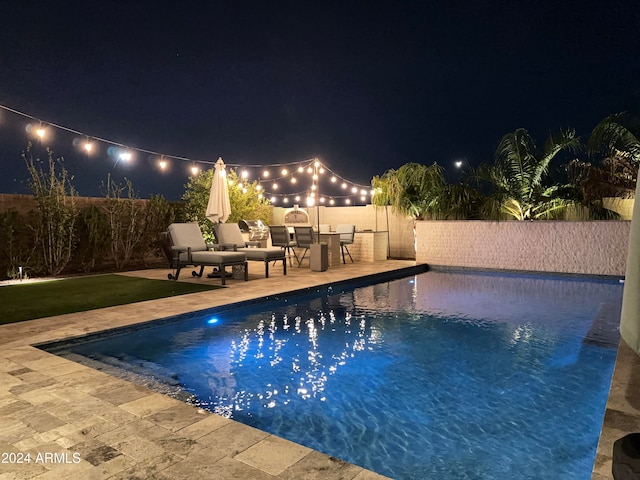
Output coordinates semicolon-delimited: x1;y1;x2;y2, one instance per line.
215;223;287;278
166;223;248;285
270;225;298;267
293;226;315;267
335;224;355;263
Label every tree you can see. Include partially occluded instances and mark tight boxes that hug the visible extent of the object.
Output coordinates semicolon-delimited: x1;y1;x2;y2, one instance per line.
588;112;640;165
24;145;78;275
479;128;582;220
372;162;483;220
562;113;640;218
102;175;145;270
182;168;271;242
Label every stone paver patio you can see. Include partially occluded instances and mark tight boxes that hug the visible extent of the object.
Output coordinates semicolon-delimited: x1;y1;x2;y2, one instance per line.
0;259;636;479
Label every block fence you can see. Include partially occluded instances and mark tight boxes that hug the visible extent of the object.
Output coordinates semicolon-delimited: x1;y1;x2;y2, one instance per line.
415;220;631;276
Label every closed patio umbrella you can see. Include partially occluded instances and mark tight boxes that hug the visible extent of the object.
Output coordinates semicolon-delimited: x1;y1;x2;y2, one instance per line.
206;157;231;224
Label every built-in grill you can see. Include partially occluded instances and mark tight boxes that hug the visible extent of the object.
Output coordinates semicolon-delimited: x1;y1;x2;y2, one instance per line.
239;219;270;241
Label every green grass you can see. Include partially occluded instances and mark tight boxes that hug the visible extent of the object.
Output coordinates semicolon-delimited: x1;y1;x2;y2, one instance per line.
0;274;222;324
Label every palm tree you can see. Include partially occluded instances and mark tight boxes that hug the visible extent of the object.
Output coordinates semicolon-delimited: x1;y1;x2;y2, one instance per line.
588;112;640;164
564;112;640;218
479;128;583;220
371;162;482;220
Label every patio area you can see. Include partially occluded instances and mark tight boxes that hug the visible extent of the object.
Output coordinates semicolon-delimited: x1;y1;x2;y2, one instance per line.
0;259;636;479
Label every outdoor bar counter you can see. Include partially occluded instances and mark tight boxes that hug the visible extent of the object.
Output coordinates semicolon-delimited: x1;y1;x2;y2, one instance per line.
352;230;388;262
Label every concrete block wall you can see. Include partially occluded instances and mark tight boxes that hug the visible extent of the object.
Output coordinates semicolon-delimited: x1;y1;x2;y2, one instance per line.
416;220;630;276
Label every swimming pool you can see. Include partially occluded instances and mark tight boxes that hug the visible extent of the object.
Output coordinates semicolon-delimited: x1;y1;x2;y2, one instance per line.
47;269;623;479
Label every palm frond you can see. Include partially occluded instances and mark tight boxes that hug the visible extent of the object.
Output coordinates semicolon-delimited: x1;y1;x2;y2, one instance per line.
588;112;640;164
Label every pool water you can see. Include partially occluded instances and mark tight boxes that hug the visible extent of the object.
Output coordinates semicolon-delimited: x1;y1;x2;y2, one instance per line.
53;270;623;479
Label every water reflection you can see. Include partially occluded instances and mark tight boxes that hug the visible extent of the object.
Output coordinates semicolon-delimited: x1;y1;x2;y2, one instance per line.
205;305;373;416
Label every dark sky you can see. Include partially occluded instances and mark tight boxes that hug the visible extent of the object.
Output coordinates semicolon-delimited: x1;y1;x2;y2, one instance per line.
1;0;639;201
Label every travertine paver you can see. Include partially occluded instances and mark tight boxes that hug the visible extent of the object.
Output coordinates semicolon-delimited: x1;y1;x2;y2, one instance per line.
1;261;410;479
234;435;312;476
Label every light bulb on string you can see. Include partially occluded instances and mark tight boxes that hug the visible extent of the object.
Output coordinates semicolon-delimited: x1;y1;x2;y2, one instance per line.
262;170;270;178
190;164;200;175
360;195;366;202
329;198;335;205
291;177;297;184
307;166;313;174
281;168;288;175
272;182;278;190
351;186;358;194
270;196;277;203
241;170;249;179
331;176;337;183
320;197;326;203
295;195;300;202
345;198;351;205
158;157;168;170
283;197;289;203
319;167;325;174
298;165;304;173
341;182;347;189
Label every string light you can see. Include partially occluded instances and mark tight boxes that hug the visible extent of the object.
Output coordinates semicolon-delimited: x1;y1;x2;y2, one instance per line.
0;103;374;205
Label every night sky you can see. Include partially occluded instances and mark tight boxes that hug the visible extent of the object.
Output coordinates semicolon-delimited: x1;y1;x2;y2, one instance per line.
1;0;639;201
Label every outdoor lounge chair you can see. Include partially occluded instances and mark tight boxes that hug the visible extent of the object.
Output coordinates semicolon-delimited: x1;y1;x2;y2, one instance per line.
293;226;315;267
166;223;248;285
270;225;298;267
215;223;287;278
335;224;355;263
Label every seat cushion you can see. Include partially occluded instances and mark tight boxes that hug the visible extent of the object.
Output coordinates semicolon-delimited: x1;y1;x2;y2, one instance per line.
241;247;285;261
182;251;246;264
169;223;207;252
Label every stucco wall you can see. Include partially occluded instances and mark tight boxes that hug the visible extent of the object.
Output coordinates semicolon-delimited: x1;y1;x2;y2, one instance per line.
416;220;630;276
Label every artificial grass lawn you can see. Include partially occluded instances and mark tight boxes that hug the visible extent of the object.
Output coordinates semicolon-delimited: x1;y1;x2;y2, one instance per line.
0;274;222;324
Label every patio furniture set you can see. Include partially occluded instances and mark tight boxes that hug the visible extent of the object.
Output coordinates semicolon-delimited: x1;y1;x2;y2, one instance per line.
161;222;355;285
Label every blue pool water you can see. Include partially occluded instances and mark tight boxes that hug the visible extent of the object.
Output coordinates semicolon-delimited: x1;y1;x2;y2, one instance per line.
51;270;623;479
